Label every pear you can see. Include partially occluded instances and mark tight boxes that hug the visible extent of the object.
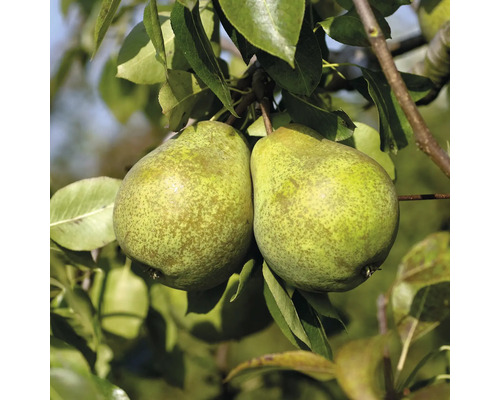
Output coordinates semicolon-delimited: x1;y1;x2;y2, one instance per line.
113;121;253;291
418;0;450;42
152;269;272;343
251;124;399;292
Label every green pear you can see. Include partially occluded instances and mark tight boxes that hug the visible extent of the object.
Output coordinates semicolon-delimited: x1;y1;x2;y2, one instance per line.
152;270;272;343
251;124;399;292
113;121;253;291
418;0;450;42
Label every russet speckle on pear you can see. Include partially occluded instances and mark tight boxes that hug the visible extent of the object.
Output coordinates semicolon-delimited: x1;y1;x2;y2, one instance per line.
113;121;253;291
251;124;399;292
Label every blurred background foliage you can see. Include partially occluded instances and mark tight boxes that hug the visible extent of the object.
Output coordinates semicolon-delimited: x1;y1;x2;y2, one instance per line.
50;0;449;398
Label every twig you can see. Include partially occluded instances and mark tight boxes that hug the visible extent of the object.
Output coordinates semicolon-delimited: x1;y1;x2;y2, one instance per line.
377;294;397;400
398;194;450;201
252;68;275;135
352;0;450;178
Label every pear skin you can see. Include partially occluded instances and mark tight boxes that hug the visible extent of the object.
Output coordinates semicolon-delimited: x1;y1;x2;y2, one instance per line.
251;124;399;292
113;121;253;291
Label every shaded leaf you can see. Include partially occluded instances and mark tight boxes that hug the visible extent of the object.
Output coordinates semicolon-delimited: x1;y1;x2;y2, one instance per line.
257;15;322;96
293;291;333;360
298;290;345;328
262;262;310;346
117;13;189;84
391;232;450;344
143;0;168;68
225;350;336;383
100;261;149;339
158;69;215;131
51;241;98;271
230;258;256;302
170;1;236;115
404;381;450;400
99;57;150;123
93;0;121;57
218;0;305;67
341;121;396;180
321;7;391;47
282;90;355;141
336;0;410;16
335;334;393;400
350;68;434;153
50;177;122;251
148;284;179;353
186;279;228;315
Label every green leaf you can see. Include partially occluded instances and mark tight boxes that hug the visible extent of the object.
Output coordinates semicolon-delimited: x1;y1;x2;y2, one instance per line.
51;241;98;271
50;368;130;400
177;0;198;10
158;69;215;131
247;112;292;137
117;13;189;84
341;121;396;180
336;0;410;16
403;382;450;400
93;0;121;57
262;262;311;347
144;0;168;68
230;258;256;302
292;291;333;360
99;57;149;123
50;177;122;251
186;280;228;315
322;7;391;47
351;68;434;153
391;232;450;344
170;1;236;115
148;283;179;352
225;350;336;383
257;16;322;96
297;290;345;328
100;261;149;339
282;90;355;141
335;334;393;400
218;0;305;67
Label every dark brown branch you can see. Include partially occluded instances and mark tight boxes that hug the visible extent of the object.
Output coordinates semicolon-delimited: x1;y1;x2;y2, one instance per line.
398;193;450;201
352;0;450;178
225;91;256;126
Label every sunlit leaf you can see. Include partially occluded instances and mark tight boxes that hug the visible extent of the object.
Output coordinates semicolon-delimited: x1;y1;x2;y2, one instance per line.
50;177;122;251
391;232;450;344
218;0;305;67
143;0;168;68
230;258;256;302
335;334;393;400
93;0;121;57
262;262;310;347
177;0;198;10
225;350;336;383
282;90;355;141
257;15;322;96
170;1;236;115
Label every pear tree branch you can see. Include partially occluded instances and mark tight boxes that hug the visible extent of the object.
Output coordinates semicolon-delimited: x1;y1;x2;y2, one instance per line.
351;0;450;178
398;194;450;201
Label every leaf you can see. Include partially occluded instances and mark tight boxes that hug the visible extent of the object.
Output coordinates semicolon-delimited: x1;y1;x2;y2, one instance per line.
143;0;168;68
341;121;396;180
404;382;449;400
99;57;149;123
322;7;391;47
170;1;236;115
257;15;322;96
391;232;450;344
247;112;292;137
225;350;336;383
350;68;434;153
186;279;228;314
148;284;179;353
292;291;333;360
100;261;149;339
158;69;215;131
117;13;189;84
51;241;98;271
177;0;198;10
93;0;121;57
282;90;355;141
335;334;393;400
218;0;305;67
262;262;310;347
230;258;256;302
297;290;345;328
336;0;410;16
50;177;122;251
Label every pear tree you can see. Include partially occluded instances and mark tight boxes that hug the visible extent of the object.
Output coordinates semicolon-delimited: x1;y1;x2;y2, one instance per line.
50;0;450;399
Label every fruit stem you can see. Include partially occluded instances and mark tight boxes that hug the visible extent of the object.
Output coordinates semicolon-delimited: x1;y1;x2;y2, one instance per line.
398;193;450;201
352;0;451;179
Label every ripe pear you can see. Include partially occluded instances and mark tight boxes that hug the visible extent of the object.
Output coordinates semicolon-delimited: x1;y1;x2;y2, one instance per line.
418;0;450;42
153;269;272;343
251;124;399;292
113;121;253;291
